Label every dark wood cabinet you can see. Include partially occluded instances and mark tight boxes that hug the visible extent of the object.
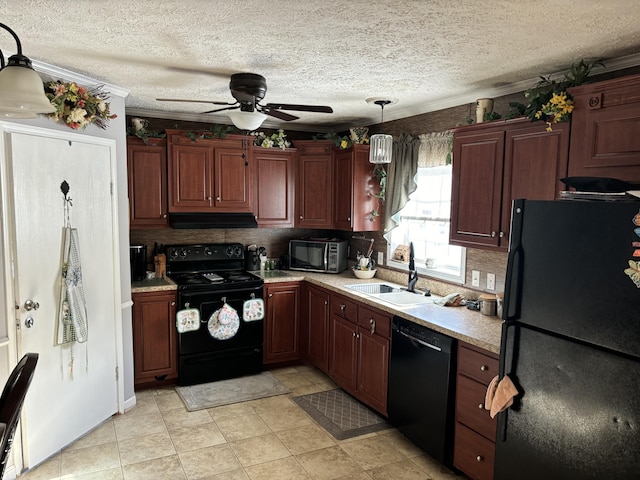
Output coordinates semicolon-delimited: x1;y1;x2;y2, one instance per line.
132;290;177;388
450;118;569;250
304;284;331;373
264;282;300;364
453;342;499;480
568;73;640;182
126;137;168;228
167;131;254;213
333;145;383;231
329;293;390;415
253;147;297;227
295;140;334;228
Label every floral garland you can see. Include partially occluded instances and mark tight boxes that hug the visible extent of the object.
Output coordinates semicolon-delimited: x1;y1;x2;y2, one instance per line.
44;81;117;130
534;92;574;132
252;129;291;150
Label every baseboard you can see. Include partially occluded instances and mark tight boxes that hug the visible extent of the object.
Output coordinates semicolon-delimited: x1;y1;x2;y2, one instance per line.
123;394;137;412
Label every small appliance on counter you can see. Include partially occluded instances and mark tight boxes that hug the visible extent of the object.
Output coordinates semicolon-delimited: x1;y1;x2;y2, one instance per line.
245;244;266;271
289;238;348;273
129;244;147;281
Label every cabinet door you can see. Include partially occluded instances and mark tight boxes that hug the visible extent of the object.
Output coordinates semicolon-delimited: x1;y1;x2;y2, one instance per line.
357;328;389;415
306;286;330;372
500;122;569;245
254;148;296;227
127;138;168;228
132;291;177;387
264;283;300;364
169;143;213;211
296;141;334;228
214;148;253;211
329;315;358;392
333;148;354;230
450;130;505;249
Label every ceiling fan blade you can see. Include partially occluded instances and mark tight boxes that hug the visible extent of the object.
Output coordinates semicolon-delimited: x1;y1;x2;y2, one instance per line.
262;108;299;121
156;98;235;105
202;106;240;114
264;103;333;113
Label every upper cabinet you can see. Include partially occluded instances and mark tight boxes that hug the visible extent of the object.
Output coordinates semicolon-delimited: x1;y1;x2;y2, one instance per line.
127;137;169;228
253;146;297;227
450;118;569;250
568;73;640;182
333;145;383;232
166;130;254;213
295;140;334;229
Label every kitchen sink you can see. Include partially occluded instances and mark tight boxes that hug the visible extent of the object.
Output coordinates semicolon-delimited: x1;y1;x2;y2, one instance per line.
345;283;439;306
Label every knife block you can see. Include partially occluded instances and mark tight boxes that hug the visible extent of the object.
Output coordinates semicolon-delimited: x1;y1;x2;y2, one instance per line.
154;254;166;279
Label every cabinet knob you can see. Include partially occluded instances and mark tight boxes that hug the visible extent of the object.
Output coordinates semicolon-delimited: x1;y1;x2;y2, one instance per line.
171;301;176;306
268;293;273;298
162;214;167;219
324;300;328;305
216;196;221;201
478;403;484;409
299;215;303;220
340;304;346;312
347;217;351;221
491;231;496;238
369;318;376;334
499;231;504;238
476;455;484;462
353;332;356;337
480;365;488;371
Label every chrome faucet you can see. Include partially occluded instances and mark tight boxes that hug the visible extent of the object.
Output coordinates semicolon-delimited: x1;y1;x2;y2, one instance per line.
407;242;418;292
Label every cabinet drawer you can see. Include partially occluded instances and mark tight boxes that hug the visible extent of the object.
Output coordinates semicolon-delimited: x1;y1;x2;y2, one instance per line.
357;306;391;339
330;294;358;323
455;374;497;441
458;344;499;384
453;422;495;480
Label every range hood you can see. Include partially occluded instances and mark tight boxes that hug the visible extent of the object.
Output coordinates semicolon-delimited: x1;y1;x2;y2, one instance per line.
169;213;258;229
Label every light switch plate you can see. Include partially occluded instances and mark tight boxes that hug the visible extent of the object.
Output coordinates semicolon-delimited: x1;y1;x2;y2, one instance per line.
377;251;384;266
471;270;480;287
487;273;496;290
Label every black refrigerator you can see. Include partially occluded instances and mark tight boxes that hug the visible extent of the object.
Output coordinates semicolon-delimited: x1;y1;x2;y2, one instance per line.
495;198;640;480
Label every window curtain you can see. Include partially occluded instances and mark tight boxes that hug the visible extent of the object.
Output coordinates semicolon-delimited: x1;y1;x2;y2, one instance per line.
418;130;453;167
383;133;421;240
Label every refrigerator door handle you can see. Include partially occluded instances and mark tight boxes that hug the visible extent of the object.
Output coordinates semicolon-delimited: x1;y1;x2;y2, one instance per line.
497;321;517;442
504;199;525;320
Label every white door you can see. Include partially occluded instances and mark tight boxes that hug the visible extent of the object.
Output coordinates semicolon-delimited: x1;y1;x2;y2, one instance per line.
0;125;122;468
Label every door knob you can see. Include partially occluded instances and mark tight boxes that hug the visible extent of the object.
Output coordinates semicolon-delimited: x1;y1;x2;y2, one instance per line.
25;317;34;328
24;299;39;311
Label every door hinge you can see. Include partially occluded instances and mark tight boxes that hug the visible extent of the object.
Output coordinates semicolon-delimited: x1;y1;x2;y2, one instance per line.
110;182;114;195
115;366;119;381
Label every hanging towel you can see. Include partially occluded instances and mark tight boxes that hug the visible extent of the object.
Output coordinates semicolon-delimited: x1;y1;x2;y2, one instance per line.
485;374;519;419
56;227;88;344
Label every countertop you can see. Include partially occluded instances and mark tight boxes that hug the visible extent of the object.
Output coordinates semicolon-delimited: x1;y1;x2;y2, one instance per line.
130;269;503;354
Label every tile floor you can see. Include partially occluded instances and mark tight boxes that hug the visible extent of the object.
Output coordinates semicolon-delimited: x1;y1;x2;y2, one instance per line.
20;366;461;480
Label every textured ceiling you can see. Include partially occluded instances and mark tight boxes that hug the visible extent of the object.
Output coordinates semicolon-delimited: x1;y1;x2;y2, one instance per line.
3;0;640;131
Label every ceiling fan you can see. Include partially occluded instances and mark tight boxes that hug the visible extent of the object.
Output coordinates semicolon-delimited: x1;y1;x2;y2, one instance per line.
156;72;333;128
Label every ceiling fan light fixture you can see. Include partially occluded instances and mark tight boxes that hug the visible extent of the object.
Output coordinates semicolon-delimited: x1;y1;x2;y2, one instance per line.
0;23;56;117
228;109;267;131
366;97;397;164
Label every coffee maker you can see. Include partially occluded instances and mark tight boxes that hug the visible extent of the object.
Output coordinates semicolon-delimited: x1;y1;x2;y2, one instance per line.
245;244;265;271
130;244;147;281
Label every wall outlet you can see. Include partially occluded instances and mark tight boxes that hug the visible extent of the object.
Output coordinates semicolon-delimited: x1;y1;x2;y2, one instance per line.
487;273;496;291
471;270;480;287
377;251;384;266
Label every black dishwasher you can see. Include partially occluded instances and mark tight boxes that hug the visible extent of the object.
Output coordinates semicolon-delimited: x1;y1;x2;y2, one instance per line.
388;316;456;467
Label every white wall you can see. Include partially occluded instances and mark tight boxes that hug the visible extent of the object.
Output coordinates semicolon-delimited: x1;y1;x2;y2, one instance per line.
0;61;135;407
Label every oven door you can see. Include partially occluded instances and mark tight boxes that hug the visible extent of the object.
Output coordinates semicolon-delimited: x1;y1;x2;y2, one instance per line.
177;285;264;356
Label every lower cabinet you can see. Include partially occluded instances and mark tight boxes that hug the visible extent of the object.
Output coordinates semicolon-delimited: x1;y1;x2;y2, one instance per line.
304;284;331;373
329;293;390;415
453;342;500;480
264;282;301;364
132;290;177;388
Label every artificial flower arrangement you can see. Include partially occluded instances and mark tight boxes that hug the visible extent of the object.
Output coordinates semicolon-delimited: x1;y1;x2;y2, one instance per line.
44;80;117;130
252;129;291;150
508;59;603;131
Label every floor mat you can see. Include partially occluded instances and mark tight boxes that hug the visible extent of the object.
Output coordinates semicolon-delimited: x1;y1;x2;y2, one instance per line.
292;389;391;440
175;371;290;411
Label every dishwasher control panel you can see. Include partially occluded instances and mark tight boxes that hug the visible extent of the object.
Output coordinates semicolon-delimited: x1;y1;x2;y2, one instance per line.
393;316;454;354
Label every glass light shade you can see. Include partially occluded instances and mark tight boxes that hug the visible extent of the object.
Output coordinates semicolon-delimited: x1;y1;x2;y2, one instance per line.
369;133;393;164
0;63;56;116
228;110;267;131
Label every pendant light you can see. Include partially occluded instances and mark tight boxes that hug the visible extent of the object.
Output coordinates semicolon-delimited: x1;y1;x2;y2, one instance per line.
367;97;396;164
0;23;56;118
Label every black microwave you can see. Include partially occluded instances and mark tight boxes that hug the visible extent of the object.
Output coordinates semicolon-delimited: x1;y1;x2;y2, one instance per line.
288;239;348;273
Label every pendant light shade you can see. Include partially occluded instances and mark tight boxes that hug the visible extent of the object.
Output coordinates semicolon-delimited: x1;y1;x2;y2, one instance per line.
366;98;396;164
228;109;267;131
0;23;55;117
369;133;393;164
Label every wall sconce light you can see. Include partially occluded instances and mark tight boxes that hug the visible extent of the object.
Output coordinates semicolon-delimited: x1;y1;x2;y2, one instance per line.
0;23;55;118
367;97;396;164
